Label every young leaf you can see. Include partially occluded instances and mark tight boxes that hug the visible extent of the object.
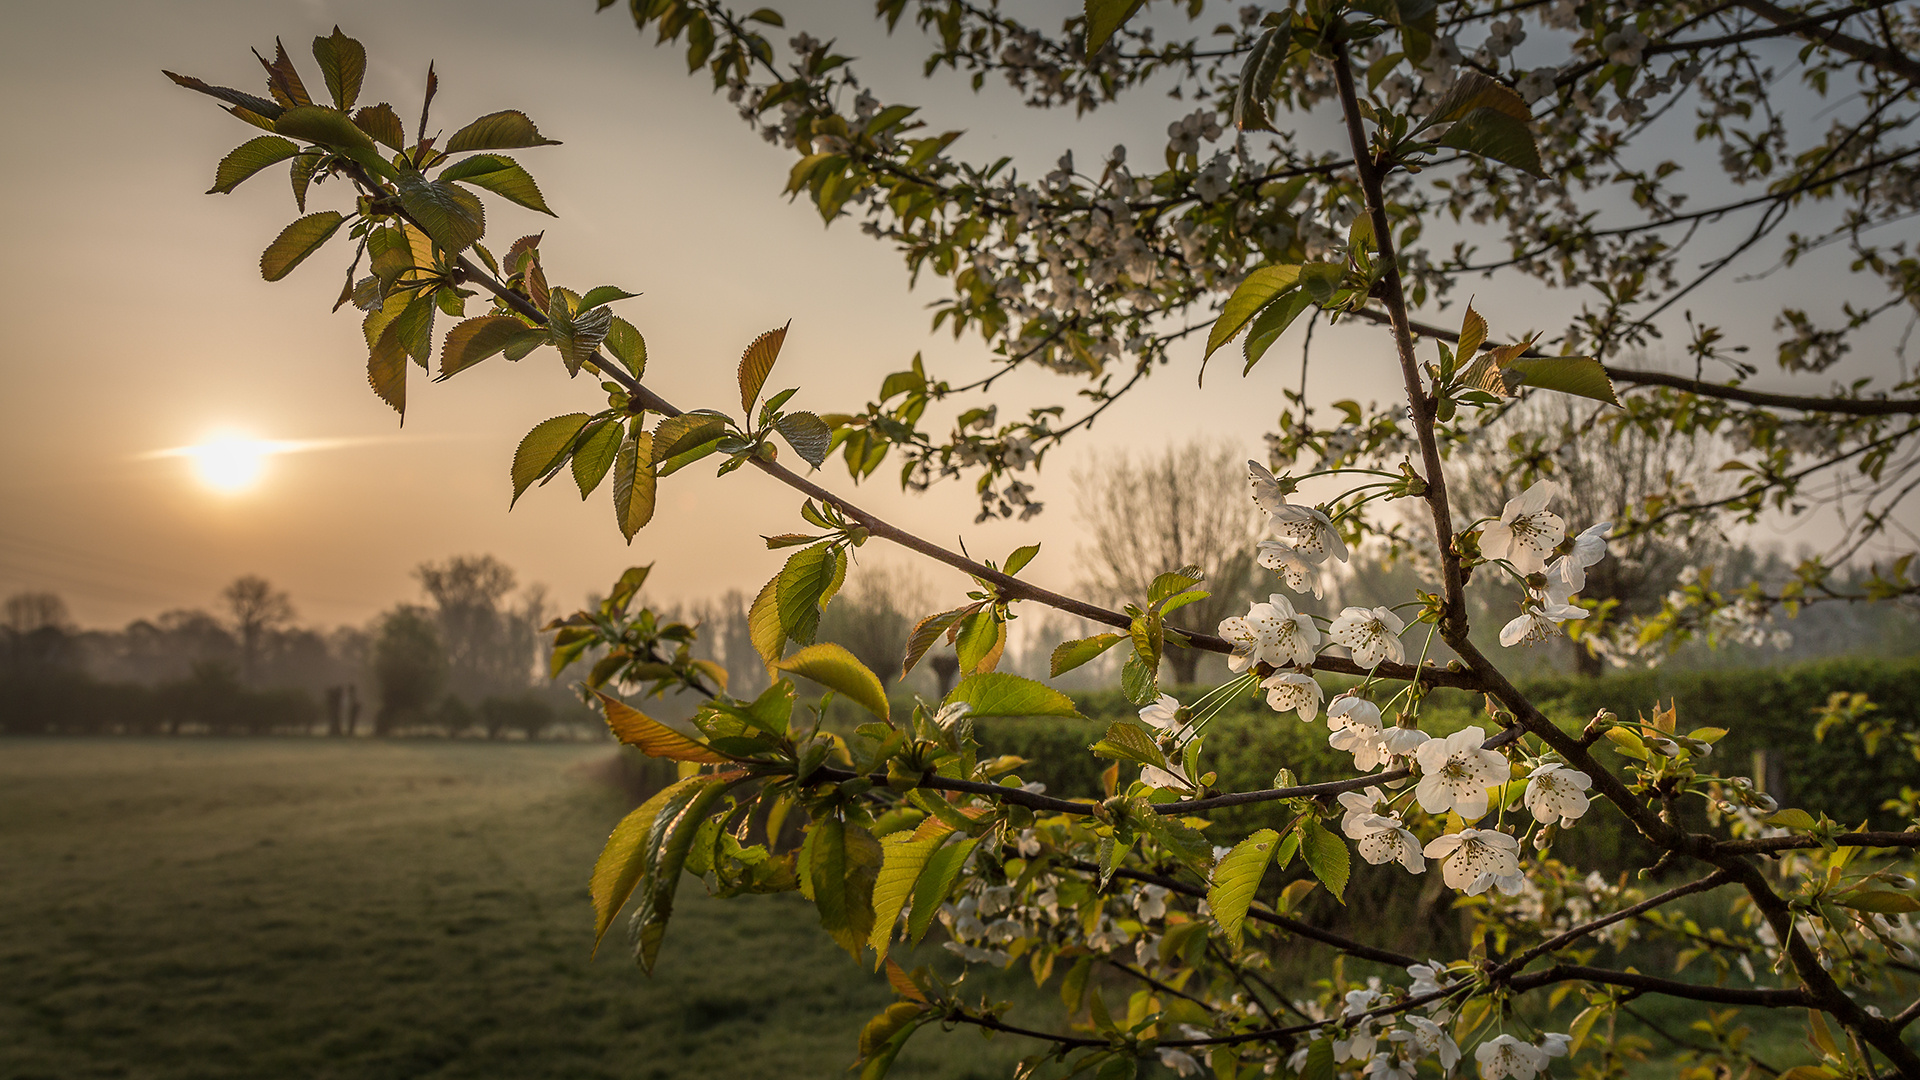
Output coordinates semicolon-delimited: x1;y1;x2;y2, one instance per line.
1241;289;1313;374
598;692;729;762
1207;828;1277;949
571;419;623;498
604;317;647;377
776;642;891;722
612;429;656;541
776;543;837;645
749;573;785;664
953;607;1002;675
366;321;407;416
1003;543;1041;576
1298;818;1351;903
439;315;533;379
444;109;562;153
208;135;301;195
1051;633;1125;677
260;211;344;281
437;153;555;215
633;776;733;972
310;27;366;111
774;411;832;468
1424;71;1529;128
868;827;952;964
397;174;486;254
907;836;979;944
1437;107;1546;178
738;323;791;415
1456;303;1488;362
1084;0;1146;55
589;777;692;953
1204;264;1300;362
1089;722;1168;771
651;412;730;474
352;103;406;149
809;817;882;958
902;604;980;678
511;413;592;505
163;70;285;121
1232;25;1288;133
1502;356;1621;406
942;673;1082;719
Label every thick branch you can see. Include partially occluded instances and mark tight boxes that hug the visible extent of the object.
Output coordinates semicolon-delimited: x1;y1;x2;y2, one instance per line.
1506;963;1815;1006
1736;0;1920;84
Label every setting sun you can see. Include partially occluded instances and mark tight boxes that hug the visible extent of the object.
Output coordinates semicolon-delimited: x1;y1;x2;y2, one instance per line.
186;436;271;493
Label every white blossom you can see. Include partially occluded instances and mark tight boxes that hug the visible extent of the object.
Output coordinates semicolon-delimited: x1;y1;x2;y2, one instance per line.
1554;521;1612;592
1380;725;1433;758
1157;1048;1202;1077
1479;480;1566;574
1413;726;1509;821
1405;962;1447;998
1257;538;1325;598
1139;694;1182;732
1402;1016;1461;1071
1329;696;1391;772
1352;814;1427;873
1339;786;1393;835
1424;828;1522;894
1218;594;1320;672
1249;461;1349;565
1261;671;1323;720
1524;763;1593;826
1329;606;1406;668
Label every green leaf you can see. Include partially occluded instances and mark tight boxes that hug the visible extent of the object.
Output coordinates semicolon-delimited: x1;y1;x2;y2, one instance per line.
511;412;592;506
738;323;791;415
775;411;832;468
1205;264;1300;362
1121;650;1157;706
633;776;732;972
1138;813;1213;875
809;817;882;958
398;174;486;254
1083;0;1146;54
1051;633;1125;677
651;412;731;476
352;103;406;149
1207;829;1277;950
942;673;1082;719
868;826;952;963
549;292;613;375
1765;808;1819;831
777;642;890;722
953;608;1002;675
604;317;647;378
1437;107;1545;178
598;693;728;762
208;135;301;194
1003;543;1041;576
1424;70;1530;127
749;573;785;664
1841;890;1920;914
1090;722;1168;771
589;777;693;953
1298;818;1351;903
572;419;624;498
445;109;562;153
613;428;656;541
777;544;838;646
1242;289;1313;374
1232;24;1289;133
1299;1038;1335;1080
391;289;436;368
1148;566;1206;606
437;153;554;215
439;315;533;379
260;211;345;281
908;837;976;945
1501;356;1621;406
163;70;285;121
310;27;366;111
902;604;980;679
274;104;388;175
366;319;407;416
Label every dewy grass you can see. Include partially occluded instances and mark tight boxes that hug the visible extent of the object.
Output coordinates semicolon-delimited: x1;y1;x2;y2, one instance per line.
0;739;1027;1080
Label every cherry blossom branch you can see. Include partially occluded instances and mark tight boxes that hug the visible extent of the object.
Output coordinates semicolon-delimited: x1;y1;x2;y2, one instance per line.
1491;870;1734;977
1504;963;1815;1006
1713;830;1920;855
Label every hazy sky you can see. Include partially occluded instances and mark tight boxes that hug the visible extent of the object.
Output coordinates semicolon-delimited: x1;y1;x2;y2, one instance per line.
1;0;1909;631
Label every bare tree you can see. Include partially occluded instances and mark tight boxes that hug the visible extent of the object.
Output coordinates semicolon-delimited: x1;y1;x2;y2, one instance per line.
221;575;295;685
1074;441;1262;685
414;555;539;698
4;592;71;635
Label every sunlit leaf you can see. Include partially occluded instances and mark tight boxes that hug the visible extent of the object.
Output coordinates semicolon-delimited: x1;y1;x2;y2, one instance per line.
613;428;656;541
775;411;831;468
438;153;554;215
571;419;623;498
777;642;890;722
1083;0;1146;55
1298;818;1350;903
597;692;729;761
1051;633;1125;677
942;672;1081;719
738;323;791;415
1207;829;1276;950
398;174;486;254
511;412;592;505
260;210;344;281
1205;264;1300;363
439;315;534;379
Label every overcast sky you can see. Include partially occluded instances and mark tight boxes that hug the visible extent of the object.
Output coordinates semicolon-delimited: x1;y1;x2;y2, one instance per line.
1;0;1909;630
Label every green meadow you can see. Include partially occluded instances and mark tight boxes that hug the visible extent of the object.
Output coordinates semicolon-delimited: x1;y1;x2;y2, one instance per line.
0;739;1026;1080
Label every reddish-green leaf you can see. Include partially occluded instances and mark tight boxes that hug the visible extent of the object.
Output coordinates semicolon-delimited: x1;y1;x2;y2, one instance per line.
738;323;790;415
260;210;345;281
445;110;562;153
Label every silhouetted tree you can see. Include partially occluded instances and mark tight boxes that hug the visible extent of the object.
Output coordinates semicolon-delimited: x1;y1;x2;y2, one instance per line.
414;555;541;699
221;575;296;685
370;606;445;734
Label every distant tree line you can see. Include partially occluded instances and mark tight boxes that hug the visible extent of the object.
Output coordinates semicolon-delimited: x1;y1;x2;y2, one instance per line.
0;556;587;738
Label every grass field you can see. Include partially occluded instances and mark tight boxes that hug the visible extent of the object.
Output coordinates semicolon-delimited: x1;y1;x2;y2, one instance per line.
0;739;1028;1080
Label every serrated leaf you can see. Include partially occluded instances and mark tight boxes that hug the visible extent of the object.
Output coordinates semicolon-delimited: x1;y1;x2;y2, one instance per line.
438;153;554;215
1427;71;1529;127
209;135;301;195
439;315;533;379
651;412;731;475
903;836;974;947
391;289;436;367
163;70;285;121
942;673;1081;719
749;572;785;665
1502;356;1621;406
1232;24;1288;133
869;827;953;964
445;109;562;153
1121;650;1157;706
352;102;405;149
1084;0;1146;54
953;608;1002;676
739;323;790;415
367;322;407;416
310;27;366;111
590;777;692;953
1149;566;1206;606
775;411;832;468
398;174;485;254
1090;721;1168;771
1299;1038;1335;1080
550;295;613;375
511;413;592;505
572;420;623;498
810;817;882;958
598;693;729;762
903;605;979;679
1205;264;1300;362
777;642;890;722
1242;289;1313;374
777;544;838;646
605;317;647;378
1298;818;1350;903
260;210;344;281
274;104;387;176
1207;829;1277;950
613;429;656;541
1051;633;1125;677
1456;303;1488;362
632;776;732;972
1437;107;1545;178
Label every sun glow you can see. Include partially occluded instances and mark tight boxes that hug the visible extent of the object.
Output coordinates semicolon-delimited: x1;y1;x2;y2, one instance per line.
187;436;272;493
